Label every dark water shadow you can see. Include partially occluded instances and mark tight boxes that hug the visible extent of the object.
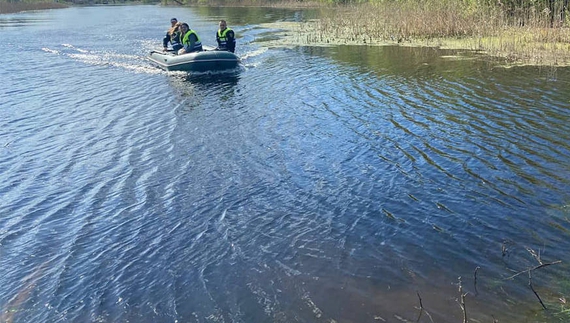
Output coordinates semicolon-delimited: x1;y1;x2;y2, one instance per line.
184;68;242;87
167;68;244;114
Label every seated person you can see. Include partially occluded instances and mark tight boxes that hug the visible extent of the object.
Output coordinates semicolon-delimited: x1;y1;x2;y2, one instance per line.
163;18;182;52
178;23;203;54
216;20;236;53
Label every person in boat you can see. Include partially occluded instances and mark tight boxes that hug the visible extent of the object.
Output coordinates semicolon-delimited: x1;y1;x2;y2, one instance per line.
178;23;203;55
163;18;182;52
215;20;236;53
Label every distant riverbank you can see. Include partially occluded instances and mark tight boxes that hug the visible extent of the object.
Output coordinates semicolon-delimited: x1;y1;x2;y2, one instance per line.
0;1;68;14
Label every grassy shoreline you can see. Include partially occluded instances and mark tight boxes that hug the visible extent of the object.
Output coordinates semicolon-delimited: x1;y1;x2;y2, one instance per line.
197;0;570;66
258;1;570;66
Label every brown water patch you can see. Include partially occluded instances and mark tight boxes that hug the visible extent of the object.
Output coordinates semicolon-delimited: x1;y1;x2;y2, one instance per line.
280;269;565;323
0;261;49;323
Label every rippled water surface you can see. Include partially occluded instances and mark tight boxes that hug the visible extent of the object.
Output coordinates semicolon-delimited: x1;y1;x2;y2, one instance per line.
1;5;570;323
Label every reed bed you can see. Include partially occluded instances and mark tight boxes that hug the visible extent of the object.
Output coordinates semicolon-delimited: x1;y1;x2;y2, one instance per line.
304;0;570;65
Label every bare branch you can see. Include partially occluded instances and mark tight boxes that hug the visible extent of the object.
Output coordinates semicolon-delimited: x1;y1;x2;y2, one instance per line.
525;246;543;265
528;271;547;309
504;260;562;280
458;277;468;323
416;291;423;322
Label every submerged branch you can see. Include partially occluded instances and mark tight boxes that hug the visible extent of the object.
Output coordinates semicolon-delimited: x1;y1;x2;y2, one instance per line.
416;291;423;322
473;266;480;296
504;260;562;280
458;277;468;323
528;271;547;310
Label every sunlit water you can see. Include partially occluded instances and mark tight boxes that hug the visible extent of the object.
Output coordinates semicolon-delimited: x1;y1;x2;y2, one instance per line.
1;5;570;323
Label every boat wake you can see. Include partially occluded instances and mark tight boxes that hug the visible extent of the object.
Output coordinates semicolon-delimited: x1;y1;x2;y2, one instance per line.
40;43;255;78
41;44;163;75
239;47;267;61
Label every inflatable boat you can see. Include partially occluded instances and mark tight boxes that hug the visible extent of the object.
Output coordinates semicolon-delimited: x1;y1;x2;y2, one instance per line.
148;46;240;72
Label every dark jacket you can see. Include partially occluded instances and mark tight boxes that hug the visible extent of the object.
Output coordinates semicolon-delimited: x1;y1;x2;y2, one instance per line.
216;28;236;53
163;29;182;50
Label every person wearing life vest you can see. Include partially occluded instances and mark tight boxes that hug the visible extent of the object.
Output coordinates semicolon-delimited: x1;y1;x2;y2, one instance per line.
178;23;203;55
215;20;236;53
163;18;182;52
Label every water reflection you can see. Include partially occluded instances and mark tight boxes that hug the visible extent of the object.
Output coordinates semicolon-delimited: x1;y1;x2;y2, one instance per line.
302;45;490;76
185;70;242;87
0;16;51;29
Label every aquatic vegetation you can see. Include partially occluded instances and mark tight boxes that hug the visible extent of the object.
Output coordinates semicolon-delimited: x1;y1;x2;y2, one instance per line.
241;0;570;65
308;0;570;65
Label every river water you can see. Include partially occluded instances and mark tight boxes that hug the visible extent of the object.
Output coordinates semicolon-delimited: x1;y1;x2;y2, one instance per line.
1;4;570;323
